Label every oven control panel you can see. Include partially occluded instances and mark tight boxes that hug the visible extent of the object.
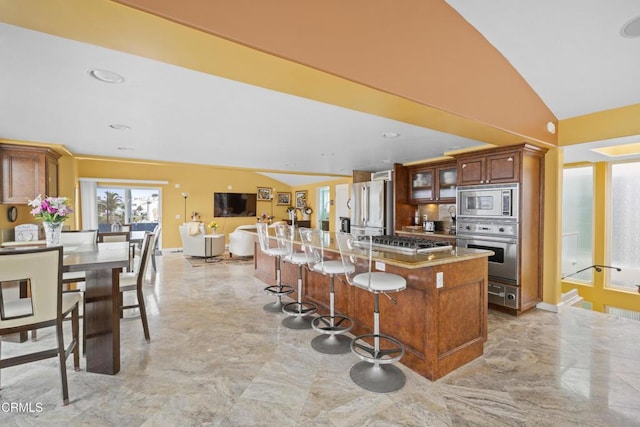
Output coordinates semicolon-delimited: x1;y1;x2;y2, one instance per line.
456;220;517;238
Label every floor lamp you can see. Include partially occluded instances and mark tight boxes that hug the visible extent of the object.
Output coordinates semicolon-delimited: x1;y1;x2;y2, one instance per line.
181;192;188;224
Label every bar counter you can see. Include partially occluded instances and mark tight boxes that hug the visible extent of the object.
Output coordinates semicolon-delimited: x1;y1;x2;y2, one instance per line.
252;229;492;381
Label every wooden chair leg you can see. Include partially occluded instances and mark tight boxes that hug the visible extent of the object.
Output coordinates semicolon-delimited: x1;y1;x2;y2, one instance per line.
72;306;80;370
55;321;70;406
137;288;150;343
151;252;157;272
82;297;86;357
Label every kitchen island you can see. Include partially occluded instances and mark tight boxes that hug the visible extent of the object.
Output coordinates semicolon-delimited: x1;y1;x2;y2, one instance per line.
253;231;492;381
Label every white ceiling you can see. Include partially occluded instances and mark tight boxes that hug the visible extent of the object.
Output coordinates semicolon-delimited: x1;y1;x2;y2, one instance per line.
1;2;640;182
446;0;640;164
446;0;640;120
0;23;486;184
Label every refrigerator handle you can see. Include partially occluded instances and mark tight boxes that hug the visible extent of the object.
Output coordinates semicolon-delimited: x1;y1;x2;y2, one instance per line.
366;186;370;223
362;185;368;224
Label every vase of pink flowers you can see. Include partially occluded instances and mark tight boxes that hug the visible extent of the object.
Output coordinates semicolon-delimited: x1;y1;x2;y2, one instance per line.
28;194;73;246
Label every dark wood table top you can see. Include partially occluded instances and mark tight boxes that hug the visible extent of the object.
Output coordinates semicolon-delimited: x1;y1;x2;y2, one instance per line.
63;241;130;272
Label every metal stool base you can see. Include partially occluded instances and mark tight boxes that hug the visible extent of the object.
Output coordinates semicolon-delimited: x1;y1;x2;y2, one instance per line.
351;334;405;364
350;361;406;393
263;299;286;313
311;334;352;354
281;315;314;330
311;314;354;335
282;301;317;317
263;285;294;313
264;284;294;297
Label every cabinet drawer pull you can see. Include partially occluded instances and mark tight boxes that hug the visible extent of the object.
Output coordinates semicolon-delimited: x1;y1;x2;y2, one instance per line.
462;164;466;168
508;157;513;161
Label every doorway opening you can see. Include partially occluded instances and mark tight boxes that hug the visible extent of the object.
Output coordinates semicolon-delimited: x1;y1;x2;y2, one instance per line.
316;186;330;231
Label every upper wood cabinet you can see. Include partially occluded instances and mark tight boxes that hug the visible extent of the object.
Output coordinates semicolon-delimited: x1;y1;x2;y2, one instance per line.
408;161;457;204
457;149;520;186
1;144;60;204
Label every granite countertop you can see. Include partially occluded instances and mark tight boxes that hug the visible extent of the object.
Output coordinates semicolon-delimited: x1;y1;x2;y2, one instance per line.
250;229;491;269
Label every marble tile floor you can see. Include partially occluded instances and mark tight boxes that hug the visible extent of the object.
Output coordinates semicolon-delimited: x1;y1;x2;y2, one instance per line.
2;252;640;426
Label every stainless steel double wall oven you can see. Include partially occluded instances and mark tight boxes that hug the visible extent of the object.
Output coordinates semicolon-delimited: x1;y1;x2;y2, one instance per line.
456;183;520;309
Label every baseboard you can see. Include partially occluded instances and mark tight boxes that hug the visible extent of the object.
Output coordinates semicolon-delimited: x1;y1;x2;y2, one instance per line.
162;247;183;253
536;289;584;313
535;302;560;313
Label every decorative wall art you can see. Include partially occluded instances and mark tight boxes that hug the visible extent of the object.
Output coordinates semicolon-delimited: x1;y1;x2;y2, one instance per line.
276;192;291;206
295;190;307;209
257;187;273;201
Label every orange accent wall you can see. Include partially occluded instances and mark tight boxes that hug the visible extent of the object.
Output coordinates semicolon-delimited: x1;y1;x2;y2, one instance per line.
115;0;557;145
0;0;554;148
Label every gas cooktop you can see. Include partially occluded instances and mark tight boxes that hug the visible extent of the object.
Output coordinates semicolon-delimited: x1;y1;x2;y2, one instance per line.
356;235;452;254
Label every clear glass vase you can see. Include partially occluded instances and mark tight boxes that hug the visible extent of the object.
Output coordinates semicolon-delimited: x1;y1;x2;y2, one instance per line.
43;221;63;247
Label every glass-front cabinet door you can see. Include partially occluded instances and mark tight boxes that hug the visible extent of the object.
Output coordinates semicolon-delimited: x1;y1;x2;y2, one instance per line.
436;166;457;202
410;169;434;202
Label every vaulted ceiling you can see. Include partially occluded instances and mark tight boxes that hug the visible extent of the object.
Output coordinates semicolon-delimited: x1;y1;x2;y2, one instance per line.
1;0;639;178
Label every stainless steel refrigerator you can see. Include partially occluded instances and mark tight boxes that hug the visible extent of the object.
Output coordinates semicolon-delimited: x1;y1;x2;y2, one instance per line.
350;177;394;236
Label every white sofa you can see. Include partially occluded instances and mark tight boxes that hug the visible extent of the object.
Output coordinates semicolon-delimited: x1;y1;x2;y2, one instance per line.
179;223;224;258
228;224;257;257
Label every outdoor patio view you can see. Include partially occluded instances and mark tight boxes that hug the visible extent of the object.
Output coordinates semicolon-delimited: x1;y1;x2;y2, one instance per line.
97;187;160;233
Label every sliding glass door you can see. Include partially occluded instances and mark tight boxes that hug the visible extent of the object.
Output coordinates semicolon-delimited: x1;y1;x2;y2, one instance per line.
96;186;161;233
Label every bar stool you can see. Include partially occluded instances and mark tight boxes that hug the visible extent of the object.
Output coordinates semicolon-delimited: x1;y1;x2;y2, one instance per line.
276;223;318;329
335;232;406;393
299;228;354;354
256;222;294;313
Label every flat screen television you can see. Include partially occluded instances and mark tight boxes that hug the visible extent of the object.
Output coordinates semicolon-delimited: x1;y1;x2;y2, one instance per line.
214;192;257;217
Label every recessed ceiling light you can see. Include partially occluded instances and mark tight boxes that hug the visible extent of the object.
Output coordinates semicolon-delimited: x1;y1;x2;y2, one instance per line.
591;142;640;157
89;69;125;84
320;152;335;156
284;162;295;167
381;159;392;164
117;147;134;151
109;124;131;130
382;132;400;138
621;15;640;38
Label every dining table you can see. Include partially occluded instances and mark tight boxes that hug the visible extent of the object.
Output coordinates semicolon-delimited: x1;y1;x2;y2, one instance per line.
62;241;130;375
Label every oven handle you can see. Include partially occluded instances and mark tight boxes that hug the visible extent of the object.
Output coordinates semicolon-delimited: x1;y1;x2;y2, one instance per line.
488;290;505;297
457;235;517;244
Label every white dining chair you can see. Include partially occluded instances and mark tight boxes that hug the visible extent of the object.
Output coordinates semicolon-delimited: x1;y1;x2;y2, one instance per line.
119;231;155;342
0;246;81;405
60;229;98;286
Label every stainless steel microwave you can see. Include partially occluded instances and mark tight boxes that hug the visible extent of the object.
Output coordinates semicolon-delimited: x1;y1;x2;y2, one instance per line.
457;183;518;219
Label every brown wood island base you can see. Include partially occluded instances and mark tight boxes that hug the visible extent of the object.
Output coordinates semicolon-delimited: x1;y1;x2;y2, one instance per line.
253;233;491;381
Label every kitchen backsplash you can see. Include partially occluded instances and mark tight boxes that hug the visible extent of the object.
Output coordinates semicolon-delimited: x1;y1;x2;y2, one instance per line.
413;203;456;230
